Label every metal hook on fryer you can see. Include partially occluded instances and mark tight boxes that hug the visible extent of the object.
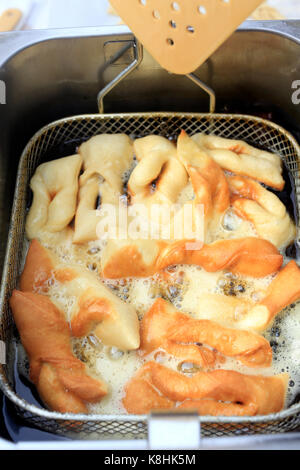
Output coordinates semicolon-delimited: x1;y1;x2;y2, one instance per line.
97;37;216;114
186;73;216;114
97;38;144;114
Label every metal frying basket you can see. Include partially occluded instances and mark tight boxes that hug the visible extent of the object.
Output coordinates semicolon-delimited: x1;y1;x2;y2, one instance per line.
1;39;300;440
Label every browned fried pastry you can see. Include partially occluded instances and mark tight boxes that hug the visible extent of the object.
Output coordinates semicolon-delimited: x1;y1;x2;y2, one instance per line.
123;361;288;416
25;154;82;239
177;130;230;237
238;260;300;331
20;238;54;293
20;239;140;351
10;290;107;413
228;175;296;248
192;133;284;190
140;298;272;368
101;237;282;278
140;298;216;367
122;362;174;414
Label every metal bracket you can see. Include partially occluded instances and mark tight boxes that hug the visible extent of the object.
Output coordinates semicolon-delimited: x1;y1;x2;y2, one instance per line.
148;411;201;450
97;38;143;114
97;39;216;114
187;73;216;113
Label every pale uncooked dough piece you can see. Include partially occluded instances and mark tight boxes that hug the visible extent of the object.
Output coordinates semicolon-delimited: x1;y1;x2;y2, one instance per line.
129;135;188;206
73;175;106;244
192;133;284;190
177;131;230;240
191;292;254;326
228;175;296;249
127;136;189;241
74;134;133;243
79;134;133;191
26;154;82;239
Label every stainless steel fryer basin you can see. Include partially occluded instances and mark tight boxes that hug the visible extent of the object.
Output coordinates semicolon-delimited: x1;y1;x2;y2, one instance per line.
1;22;300;440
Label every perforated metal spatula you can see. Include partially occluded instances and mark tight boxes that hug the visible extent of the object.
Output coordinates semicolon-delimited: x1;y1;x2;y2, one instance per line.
110;0;264;74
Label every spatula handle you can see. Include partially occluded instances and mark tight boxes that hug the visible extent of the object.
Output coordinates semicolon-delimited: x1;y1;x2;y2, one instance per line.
0;8;22;32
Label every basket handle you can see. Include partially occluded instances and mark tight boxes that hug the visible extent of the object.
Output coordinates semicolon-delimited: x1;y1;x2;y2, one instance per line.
97;37;216;114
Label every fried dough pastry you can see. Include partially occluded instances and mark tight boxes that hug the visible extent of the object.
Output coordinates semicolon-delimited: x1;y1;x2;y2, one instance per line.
20;239;140;350
128;136;188;206
193;293;253;327
140;298;216;367
127;136;190;241
177;131;230;238
74;134;133;243
123;361;288;416
122;362;174;414
141;299;272;368
192;133;284;190
73;175;103;243
26;154;82;239
101;237;282;278
10;290;107;413
79;134;133;193
228;175;296;248
237;260;300;331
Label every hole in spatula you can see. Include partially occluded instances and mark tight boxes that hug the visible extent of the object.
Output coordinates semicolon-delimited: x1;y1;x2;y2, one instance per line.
198;5;207;15
186;25;195;33
171;2;180;12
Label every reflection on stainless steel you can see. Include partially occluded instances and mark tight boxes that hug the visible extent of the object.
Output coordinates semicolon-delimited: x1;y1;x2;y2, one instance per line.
1;22;300;442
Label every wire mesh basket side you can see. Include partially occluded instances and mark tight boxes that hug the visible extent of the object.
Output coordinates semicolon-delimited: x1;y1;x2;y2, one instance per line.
1;112;300;439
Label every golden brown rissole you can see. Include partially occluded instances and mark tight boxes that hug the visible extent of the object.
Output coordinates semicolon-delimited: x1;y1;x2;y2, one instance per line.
101;236;283;279
140;298;272;368
20;239;140;351
239;260;300;331
10;290;107;413
123;361;288;416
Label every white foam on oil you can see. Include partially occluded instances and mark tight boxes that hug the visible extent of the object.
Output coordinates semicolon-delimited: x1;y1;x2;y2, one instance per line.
20;235;300;414
19;173;300;414
87;347;144;415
